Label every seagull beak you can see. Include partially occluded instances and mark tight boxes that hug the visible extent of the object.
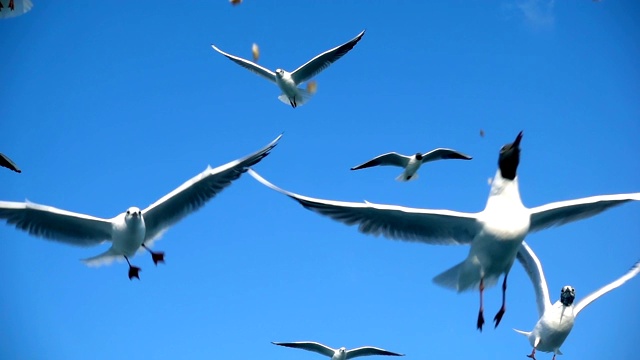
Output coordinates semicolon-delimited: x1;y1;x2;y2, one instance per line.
513;131;523;148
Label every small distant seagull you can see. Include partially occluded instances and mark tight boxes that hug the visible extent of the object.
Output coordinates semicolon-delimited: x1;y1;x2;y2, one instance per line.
252;43;260;62
229;0;242;6
306;80;318;94
0;152;21;173
514;241;639;360
0;134;282;280
272;341;404;360
211;30;365;108
480;129;485;138
350;148;472;182
0;0;33;19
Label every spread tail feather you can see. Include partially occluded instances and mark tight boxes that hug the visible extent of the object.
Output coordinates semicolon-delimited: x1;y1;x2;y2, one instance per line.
396;172;419;182
278;88;313;107
82;248;121;267
433;259;494;292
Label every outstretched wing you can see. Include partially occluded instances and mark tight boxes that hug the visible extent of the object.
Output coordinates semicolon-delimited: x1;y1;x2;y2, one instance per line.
528;193;640;232
346;347;404;359
0;201;113;246
516;241;552;318
350;152;410;170
573;260;640;316
271;342;335;357
421;148;472;163
142;134;282;243
211;44;276;83
291;30;365;85
249;170;481;245
0;152;21;173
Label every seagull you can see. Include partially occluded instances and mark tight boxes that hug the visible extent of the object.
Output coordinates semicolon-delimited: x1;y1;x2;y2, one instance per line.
0;134;282;280
513;241;639;360
248;131;640;330
272;341;404;360
211;30;365;108
0;152;21;173
0;0;33;19
350;148;472;182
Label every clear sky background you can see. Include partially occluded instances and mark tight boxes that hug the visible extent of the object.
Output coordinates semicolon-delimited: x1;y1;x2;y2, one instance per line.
1;1;639;359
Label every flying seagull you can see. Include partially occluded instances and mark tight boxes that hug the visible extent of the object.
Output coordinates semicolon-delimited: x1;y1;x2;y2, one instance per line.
248;131;640;330
514;241;639;360
350;148;472;181
0;152;21;173
0;0;33;19
0;134;282;280
211;30;365;108
272;341;404;360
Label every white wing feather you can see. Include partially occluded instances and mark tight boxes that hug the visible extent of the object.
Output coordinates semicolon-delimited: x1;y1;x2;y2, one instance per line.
248;170;481;245
0;200;113;246
516;241;552;318
142;134;281;243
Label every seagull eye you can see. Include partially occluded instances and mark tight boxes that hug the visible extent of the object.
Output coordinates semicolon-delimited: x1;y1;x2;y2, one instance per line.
126;210;130;215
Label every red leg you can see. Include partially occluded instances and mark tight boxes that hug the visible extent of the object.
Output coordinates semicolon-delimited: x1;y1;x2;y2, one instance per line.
124;255;141;280
494;272;508;328
142;243;165;265
526;348;536;360
477;278;485;331
9;0;15;11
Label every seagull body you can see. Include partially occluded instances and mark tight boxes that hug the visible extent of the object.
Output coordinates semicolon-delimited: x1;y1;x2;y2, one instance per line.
248;131;640;330
0;152;21;173
272;341;404;360
211;30;365;108
350;148;472;182
0;134;282;279
514;241;640;360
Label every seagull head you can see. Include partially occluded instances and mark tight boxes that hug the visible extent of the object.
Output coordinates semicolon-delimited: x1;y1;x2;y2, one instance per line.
498;131;523;180
560;285;576;306
339;347;347;353
415;152;423;161
275;69;284;78
125;207;142;221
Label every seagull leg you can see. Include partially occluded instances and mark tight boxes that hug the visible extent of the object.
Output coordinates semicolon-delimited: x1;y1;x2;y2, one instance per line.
124;256;141;280
526;348;536;360
477;278;485;331
9;0;15;11
142;243;165;266
493;273;508;328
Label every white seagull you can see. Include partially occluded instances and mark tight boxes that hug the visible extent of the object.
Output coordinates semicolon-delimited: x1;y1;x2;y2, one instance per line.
272;341;404;360
0;0;33;19
350;148;472;182
211;30;365;108
0;134;282;279
0;152;21;173
514;241;639;360
248;131;640;330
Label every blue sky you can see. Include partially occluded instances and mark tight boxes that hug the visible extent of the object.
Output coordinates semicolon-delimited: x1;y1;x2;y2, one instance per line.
1;1;639;359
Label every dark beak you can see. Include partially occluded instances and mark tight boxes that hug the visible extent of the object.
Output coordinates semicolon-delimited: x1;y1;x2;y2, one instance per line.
513;131;523;148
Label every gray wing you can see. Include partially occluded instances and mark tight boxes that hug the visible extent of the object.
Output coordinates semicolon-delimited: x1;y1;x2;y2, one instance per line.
528;193;640;233
0;200;113;246
211;44;276;83
249;170;481;245
346;347;404;359
350;152;410;170
291;30;365;85
421;148;472;163
272;342;335;357
142;134;281;243
573;260;640;316
516;241;552;318
0;152;21;173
